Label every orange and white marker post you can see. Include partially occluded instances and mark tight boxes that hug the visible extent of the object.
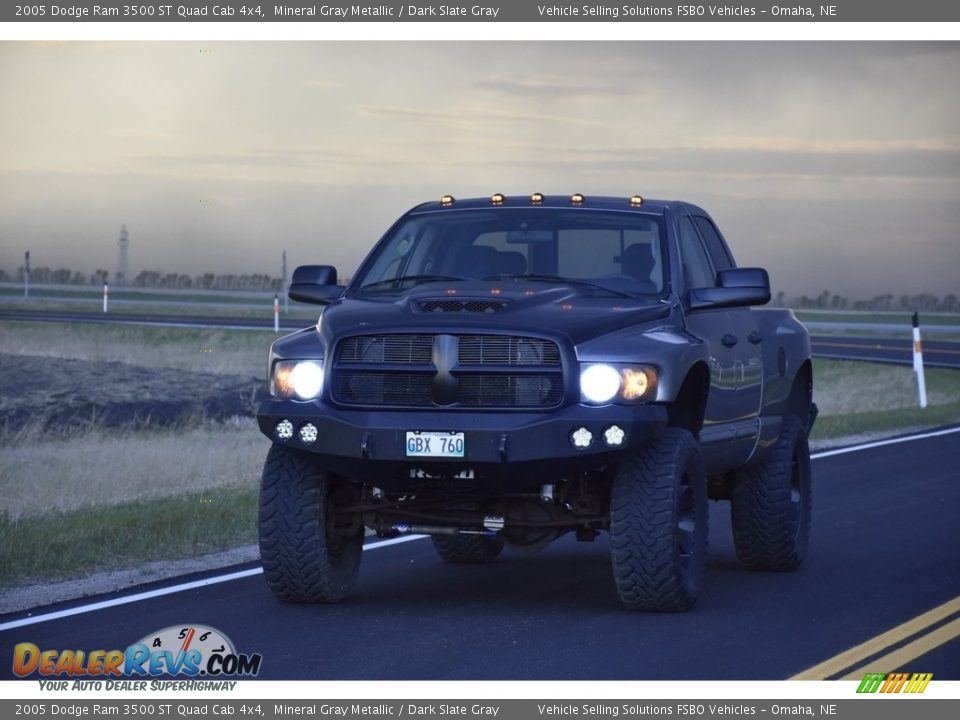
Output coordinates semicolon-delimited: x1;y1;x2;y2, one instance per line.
103;283;109;313
912;312;927;408
273;293;280;333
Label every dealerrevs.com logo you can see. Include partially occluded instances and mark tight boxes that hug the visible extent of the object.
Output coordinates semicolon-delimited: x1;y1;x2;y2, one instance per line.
13;624;262;687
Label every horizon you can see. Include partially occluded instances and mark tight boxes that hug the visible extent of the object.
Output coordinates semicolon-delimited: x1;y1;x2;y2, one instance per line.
1;42;958;298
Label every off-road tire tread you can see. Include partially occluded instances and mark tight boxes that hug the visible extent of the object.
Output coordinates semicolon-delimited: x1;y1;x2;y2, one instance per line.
431;534;504;563
731;414;811;571
609;428;708;612
259;444;362;602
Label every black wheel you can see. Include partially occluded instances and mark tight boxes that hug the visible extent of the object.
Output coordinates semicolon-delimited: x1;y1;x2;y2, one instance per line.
609;428;708;612
258;444;364;602
731;413;812;570
431;533;503;563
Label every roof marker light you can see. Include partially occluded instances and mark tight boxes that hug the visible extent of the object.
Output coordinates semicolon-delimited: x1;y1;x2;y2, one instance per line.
440;195;455;207
530;192;544;205
570;193;584;206
630;195;644;207
491;193;505;206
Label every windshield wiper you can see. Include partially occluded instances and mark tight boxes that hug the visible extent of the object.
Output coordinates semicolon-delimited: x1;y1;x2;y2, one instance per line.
359;274;469;292
482;273;634;298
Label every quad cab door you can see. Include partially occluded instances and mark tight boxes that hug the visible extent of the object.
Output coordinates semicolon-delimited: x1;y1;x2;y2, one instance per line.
678;214;762;470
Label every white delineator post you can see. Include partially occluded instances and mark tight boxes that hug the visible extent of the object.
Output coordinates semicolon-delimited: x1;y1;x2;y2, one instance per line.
273;293;280;333
103;283;109;313
912;312;927;409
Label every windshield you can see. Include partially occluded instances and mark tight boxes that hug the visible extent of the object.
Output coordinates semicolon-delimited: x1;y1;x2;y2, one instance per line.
353;209;667;297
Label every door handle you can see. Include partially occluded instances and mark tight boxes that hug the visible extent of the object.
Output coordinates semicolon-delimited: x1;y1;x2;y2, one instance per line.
721;333;738;348
748;331;763;345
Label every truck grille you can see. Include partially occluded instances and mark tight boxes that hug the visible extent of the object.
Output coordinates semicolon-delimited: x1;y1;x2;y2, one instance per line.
332;333;564;409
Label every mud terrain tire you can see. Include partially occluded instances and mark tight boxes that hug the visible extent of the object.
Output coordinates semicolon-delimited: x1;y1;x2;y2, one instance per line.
609;428;708;612
731;414;812;570
432;534;504;563
259;444;363;602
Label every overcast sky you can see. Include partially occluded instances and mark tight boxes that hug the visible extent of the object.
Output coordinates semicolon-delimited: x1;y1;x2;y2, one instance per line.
0;42;958;298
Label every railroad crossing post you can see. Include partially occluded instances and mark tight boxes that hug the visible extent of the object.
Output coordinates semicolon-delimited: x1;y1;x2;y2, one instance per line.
103;283;109;313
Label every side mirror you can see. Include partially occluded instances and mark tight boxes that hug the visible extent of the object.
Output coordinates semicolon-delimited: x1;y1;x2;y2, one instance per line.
288;265;344;305
688;267;771;311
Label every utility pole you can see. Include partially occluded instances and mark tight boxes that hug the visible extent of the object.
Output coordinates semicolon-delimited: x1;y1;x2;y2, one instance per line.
24;250;30;298
282;250;288;314
116;225;129;287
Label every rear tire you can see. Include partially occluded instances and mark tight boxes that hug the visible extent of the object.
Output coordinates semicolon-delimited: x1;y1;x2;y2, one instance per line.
731;414;812;570
609;428;708;612
432;534;503;563
259;444;363;602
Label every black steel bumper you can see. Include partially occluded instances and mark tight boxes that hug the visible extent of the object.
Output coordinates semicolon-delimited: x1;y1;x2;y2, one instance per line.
256;400;669;487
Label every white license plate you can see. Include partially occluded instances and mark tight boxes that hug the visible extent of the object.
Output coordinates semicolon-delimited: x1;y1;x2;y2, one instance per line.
405;431;465;458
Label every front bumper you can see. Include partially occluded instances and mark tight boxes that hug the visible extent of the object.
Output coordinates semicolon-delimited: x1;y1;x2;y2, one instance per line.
257;400;668;487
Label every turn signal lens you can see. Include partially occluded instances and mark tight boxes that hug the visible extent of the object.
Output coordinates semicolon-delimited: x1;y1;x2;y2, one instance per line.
621;368;654;400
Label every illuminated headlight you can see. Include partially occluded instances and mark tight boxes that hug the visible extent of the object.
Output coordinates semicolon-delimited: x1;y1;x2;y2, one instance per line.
579;363;658;404
571;427;593;448
275;419;294;440
272;360;324;400
299;423;318;444
579;364;621;404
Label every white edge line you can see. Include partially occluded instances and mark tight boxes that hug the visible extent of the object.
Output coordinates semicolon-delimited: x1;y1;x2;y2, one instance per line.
0;536;426;632
810;425;960;459
3;425;959;633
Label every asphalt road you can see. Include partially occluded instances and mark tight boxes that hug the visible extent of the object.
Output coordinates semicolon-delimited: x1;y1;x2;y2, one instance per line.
810;334;960;369
3;309;959;368
2;428;958;681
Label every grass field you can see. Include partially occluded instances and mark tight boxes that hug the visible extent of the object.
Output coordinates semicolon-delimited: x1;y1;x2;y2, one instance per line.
1;320;958;588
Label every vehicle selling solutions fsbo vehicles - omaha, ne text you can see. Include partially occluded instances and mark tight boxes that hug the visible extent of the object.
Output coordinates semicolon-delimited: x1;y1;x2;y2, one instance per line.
256;193;816;611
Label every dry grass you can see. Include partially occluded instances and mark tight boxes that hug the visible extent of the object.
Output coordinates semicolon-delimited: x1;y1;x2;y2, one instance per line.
0;420;269;520
0;321;275;376
813;359;958;415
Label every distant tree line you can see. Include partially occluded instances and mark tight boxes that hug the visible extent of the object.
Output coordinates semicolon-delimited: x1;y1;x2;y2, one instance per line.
3;265;956;311
9;266;284;292
772;290;959;313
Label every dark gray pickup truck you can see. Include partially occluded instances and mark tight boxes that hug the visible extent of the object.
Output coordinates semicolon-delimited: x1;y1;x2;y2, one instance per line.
257;193;815;611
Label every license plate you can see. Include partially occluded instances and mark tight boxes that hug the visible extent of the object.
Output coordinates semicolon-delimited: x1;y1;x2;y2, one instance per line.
405;431;465;458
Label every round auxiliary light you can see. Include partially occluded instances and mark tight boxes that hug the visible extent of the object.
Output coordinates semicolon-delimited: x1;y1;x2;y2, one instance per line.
580;364;621;404
275;419;294;441
530;192;544;205
440;194;455;207
491;193;505;206
299;423;318;444
630;195;644;208
571;427;594;449
289;361;324;400
604;425;626;447
570;193;584;206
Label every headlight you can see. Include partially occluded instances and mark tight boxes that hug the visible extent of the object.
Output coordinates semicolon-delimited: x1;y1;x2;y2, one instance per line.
580;364;622;404
580;364;657;404
272;359;324;400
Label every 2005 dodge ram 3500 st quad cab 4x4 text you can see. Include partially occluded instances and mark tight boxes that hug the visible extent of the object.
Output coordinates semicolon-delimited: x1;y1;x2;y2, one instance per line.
256;193;816;611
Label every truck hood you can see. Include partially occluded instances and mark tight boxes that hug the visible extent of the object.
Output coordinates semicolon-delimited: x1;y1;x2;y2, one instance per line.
320;282;676;345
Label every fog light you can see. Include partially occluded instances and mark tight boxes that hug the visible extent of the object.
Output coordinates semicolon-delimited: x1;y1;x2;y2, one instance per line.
299;423;318;444
275;419;294;440
571;427;593;448
604;425;625;446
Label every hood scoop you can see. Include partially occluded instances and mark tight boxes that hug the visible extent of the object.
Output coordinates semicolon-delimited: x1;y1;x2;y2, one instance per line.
417;298;510;314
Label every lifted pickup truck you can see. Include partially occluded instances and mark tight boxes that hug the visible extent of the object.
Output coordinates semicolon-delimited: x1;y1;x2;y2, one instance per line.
257;193;815;611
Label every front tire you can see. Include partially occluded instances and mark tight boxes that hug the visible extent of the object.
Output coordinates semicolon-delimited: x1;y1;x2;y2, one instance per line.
609;428;708;612
731;414;812;570
259;444;364;602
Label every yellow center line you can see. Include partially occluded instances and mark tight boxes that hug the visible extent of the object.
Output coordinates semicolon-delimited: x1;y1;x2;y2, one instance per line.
790;595;960;680
840;617;960;679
